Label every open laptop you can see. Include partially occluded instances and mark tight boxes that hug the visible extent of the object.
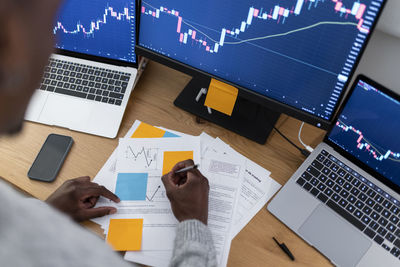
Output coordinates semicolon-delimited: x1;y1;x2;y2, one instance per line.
25;0;138;138
269;75;400;266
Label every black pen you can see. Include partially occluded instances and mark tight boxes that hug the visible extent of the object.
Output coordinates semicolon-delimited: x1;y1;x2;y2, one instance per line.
174;164;199;174
273;237;295;261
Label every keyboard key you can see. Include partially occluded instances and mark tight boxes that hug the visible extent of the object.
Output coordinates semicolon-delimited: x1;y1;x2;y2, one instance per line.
359;193;367;201
382;243;390;251
354;210;363;219
339;198;348;208
350;187;360;196
336;178;345;186
364;228;375;239
322;167;330;175
297;178;306;186
87;94;95;100
318;175;327;183
348;195;357;204
375;195;384;204
346;204;355;213
115;100;122;106
40;84;47;90
371;211;380;221
370;221;379;231
301;172;312;181
326;179;334;188
101;84;108;90
374;204;384;213
329;173;338;180
377;227;387;237
390;247;400;257
351;179;361;187
332;193;340;202
109;92;124;100
108;98;115;105
120;75;130;81
327;200;366;232
340;190;349;198
367;189;376;198
321;150;329;156
362;206;372;215
330;164;339;172
355;200;364;209
382;209;391;219
101;97;109;103
374;235;384;245
361;216;371;225
378;217;388;227
387;223;396;233
102;91;109;97
311;160;323;170
333;185;341;193
324;188;333;197
394;239;400;249
303;183;312;191
310;178;318;186
310;188;319;196
95;95;102;102
391;206;400;215
47;86;55;92
395;229;400;238
390;215;399;224
344;173;353;182
366;198;376;208
83;87;89;93
55;88;87;99
383;200;393;210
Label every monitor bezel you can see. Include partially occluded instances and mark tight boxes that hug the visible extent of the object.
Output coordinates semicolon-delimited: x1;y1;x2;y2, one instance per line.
325;74;400;194
135;0;387;130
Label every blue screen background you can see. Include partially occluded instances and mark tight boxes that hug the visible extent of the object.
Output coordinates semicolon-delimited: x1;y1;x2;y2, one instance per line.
138;0;384;120
328;81;400;187
54;0;136;64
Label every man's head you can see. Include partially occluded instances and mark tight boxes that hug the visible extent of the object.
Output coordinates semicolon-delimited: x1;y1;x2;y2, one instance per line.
0;0;61;134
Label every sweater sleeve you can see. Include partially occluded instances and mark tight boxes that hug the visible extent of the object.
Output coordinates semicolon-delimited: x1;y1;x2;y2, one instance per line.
170;220;218;267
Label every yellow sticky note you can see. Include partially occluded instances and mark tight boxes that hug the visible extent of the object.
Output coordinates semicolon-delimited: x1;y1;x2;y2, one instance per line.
107;219;143;251
204;78;238;116
162;151;194;175
131;122;166;138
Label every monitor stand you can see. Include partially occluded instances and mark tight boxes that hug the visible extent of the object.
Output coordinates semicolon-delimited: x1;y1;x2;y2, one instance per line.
174;76;281;144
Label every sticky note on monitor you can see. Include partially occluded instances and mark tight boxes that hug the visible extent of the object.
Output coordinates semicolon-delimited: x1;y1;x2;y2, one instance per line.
115;173;148;201
204;78;238;116
107;219;143;251
162;151;194;175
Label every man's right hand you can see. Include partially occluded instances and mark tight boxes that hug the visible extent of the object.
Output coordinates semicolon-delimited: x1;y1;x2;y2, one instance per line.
161;160;209;225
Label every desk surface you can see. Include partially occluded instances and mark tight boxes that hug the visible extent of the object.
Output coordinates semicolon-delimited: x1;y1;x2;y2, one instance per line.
0;61;331;267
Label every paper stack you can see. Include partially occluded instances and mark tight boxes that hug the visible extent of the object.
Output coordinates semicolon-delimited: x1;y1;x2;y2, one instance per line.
92;120;281;267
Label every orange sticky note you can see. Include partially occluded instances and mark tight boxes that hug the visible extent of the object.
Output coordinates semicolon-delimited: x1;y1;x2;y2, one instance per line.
131;122;166;138
107;219;143;251
204;78;238;116
162;151;194;175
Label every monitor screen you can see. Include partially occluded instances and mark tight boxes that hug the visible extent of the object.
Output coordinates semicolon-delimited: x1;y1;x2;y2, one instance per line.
138;0;385;121
54;0;136;64
328;79;400;187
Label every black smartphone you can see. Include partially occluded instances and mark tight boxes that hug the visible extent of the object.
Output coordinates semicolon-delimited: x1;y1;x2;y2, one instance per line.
28;134;73;182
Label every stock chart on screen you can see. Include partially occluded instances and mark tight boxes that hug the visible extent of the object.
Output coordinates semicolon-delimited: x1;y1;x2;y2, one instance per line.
54;0;136;63
139;0;384;120
328;81;400;186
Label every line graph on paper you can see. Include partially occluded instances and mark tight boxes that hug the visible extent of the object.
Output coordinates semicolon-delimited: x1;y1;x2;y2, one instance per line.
124;146;159;170
146;176;168;202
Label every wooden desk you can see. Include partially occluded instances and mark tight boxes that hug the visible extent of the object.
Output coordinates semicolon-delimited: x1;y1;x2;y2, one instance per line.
0;61;331;267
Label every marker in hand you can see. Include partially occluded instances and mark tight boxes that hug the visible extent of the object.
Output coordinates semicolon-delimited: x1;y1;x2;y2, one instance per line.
174;164;199;174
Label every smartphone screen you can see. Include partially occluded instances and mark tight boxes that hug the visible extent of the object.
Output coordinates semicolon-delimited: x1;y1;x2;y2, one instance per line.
28;134;73;182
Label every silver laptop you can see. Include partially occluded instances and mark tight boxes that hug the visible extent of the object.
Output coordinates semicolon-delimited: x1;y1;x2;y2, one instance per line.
25;1;138;138
269;75;400;266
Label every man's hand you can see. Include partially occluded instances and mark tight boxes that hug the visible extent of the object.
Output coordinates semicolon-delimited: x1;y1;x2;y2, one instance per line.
46;177;120;222
162;160;209;225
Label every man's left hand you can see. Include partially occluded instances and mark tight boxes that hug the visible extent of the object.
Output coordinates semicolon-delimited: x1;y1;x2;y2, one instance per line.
46;176;120;222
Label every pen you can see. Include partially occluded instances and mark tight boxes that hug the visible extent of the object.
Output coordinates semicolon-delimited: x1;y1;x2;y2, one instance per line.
273;237;295;261
175;164;199;174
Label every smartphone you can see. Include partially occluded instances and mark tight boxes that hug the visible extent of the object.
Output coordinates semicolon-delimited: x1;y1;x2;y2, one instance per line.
28;134;73;182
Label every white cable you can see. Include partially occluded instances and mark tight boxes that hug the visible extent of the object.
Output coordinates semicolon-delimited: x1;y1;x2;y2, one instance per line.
298;122;314;153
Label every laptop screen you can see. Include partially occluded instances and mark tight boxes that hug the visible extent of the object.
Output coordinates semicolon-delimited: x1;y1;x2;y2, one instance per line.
53;0;136;64
328;79;400;188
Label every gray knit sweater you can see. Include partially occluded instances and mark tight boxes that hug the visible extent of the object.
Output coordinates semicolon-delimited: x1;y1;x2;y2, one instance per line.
0;181;217;267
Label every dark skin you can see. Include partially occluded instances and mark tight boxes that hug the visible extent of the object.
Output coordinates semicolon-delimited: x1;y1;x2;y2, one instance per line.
0;1;210;224
162;160;209;225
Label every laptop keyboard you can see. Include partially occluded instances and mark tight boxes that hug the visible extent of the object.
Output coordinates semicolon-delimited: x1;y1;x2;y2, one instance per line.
39;58;131;106
297;150;400;259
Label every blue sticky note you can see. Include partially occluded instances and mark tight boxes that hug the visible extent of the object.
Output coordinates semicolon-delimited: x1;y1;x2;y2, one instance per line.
163;131;180;138
115;173;148;201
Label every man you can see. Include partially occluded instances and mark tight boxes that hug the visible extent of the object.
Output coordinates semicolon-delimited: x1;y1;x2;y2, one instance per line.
0;1;217;266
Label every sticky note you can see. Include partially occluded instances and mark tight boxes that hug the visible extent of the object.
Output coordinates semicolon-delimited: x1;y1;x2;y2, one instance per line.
115;173;148;201
162;151;194;175
131;122;166;138
204;78;238;116
107;219;143;251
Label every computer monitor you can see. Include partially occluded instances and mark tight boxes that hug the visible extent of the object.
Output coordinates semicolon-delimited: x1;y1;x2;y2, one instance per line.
136;0;386;144
54;0;137;65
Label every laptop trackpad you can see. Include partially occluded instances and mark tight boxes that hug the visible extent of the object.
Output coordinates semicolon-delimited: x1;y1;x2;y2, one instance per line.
39;94;94;128
299;205;371;267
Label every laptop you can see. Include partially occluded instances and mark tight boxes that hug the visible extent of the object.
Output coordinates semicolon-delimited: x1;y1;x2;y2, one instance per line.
269;75;400;266
25;1;138;138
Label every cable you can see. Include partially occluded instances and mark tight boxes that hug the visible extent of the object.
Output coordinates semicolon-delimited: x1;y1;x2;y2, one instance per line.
298;122;314;154
273;126;311;157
